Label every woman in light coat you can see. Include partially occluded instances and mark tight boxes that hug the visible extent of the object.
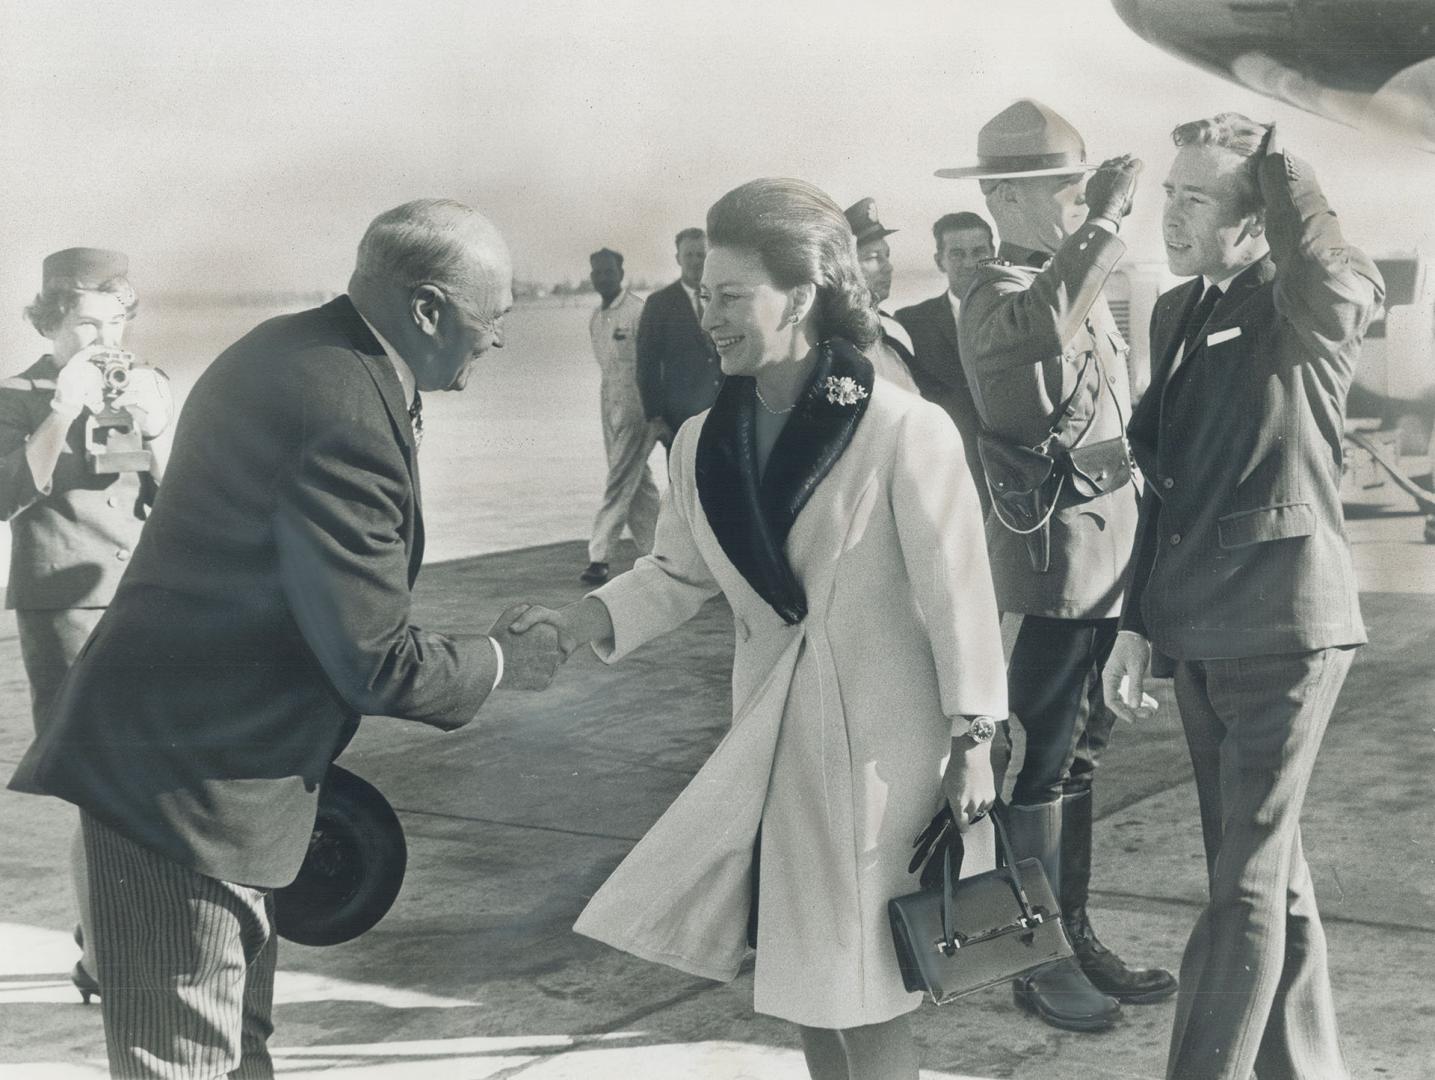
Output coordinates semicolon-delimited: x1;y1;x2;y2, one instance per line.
514;178;1007;1080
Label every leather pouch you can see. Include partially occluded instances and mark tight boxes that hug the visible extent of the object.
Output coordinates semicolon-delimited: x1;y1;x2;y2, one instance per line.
889;811;1072;1004
1063;436;1133;499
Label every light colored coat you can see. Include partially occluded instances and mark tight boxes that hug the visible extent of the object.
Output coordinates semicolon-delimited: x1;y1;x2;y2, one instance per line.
578;380;1007;1029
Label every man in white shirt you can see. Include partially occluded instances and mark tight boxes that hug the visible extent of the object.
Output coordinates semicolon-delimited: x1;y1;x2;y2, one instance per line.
582;248;658;585
895;211;997;513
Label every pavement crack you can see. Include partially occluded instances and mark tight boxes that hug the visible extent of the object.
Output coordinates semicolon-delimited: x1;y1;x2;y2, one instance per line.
483;976;741;1078
1091;887;1435;936
391;805;643;844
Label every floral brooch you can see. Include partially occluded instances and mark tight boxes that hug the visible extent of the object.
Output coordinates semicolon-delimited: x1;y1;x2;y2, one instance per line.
823;376;869;407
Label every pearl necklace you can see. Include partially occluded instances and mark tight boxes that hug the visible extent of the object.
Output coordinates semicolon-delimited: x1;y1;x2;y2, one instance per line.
755;383;796;415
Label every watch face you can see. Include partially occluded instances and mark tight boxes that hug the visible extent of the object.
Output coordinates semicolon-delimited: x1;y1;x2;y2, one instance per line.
970;716;998;743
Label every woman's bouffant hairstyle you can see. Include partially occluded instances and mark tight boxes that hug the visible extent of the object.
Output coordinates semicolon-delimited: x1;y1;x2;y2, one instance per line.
706;178;879;350
25;276;138;339
1171;112;1270;214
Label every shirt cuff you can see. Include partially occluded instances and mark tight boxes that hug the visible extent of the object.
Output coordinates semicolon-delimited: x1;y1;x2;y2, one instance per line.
488;635;505;691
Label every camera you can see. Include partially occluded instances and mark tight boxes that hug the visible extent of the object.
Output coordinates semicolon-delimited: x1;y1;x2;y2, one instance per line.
88;347;135;401
84;348;154;475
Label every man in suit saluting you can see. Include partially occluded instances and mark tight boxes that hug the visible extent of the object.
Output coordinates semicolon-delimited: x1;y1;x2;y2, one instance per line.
895;211;996;512
1103;118;1382;1080
9;199;559;1078
635;227;723;451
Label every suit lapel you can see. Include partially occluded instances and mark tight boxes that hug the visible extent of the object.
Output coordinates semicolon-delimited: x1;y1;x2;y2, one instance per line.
695;340;874;625
325;296;426;577
1152;279;1204;392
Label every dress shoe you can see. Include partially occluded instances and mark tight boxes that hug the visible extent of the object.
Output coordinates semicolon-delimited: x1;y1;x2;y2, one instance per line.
1013;957;1120;1032
579;561;609;585
71;961;100;1005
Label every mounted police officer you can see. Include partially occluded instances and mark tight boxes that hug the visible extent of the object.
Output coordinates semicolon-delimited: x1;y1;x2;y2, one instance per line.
942;99;1177;1032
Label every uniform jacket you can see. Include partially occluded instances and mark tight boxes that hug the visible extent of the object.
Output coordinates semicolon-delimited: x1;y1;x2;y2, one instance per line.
958;228;1140;619
10;297;498;888
0;356;154;609
573;341;1007;1028
591;289;646;424
635;279;723;430
894;292;989;514
1121;151;1382;660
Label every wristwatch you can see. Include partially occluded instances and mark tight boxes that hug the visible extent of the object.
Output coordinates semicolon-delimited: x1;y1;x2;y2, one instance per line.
952;715;999;744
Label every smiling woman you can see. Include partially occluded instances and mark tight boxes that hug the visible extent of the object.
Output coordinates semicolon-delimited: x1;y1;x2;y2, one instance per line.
509;177;1008;1080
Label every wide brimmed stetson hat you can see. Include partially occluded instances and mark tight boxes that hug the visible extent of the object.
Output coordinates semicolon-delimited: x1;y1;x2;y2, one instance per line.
274;764;408;947
936;99;1100;179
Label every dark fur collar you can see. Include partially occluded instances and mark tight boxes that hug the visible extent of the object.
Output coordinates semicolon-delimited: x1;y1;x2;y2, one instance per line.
695;338;874;625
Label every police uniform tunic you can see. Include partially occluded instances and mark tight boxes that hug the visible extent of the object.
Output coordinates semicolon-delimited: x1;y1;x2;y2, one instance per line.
957;231;1139;619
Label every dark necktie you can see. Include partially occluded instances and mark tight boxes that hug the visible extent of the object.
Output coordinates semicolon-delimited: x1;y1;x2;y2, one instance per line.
1182;283;1223;357
408;392;423;449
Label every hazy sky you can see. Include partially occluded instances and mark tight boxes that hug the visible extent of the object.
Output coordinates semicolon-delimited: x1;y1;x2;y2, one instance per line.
2;0;1431;318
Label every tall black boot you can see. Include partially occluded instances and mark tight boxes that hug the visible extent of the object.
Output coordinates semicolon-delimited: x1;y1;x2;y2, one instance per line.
1002;800;1121;1032
1061;790;1178;1004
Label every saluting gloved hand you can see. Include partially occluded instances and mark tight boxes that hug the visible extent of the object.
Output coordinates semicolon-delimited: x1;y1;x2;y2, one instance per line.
50;348;108;422
1084;154;1143;227
113;365;175;438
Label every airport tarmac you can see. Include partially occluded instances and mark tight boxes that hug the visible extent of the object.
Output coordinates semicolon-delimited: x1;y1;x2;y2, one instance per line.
1;499;1432;1079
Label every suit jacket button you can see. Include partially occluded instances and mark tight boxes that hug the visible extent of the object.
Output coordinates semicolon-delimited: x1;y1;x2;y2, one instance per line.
1162;477;1174;489
1169;533;1182;546
107;495;120;508
115;548;130;561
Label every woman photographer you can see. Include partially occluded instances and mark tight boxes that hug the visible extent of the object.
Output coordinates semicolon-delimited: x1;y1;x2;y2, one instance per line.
0;248;172;1001
513;179;1006;1079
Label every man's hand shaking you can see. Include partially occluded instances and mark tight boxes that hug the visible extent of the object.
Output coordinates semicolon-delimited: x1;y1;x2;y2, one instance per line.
488;603;561;691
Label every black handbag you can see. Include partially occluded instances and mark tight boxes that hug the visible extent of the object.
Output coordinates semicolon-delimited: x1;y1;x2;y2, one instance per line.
888;811;1072;1004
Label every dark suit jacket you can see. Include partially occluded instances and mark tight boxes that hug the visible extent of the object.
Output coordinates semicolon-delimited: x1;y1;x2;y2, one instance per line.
894;293;989;514
636;279;722;431
1121;151;1383;660
10;297;498;887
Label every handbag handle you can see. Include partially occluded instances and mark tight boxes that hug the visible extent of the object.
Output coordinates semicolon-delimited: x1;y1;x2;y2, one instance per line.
938;812;1047;954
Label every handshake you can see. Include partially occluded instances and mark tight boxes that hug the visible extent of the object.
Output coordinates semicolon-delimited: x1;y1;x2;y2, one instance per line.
487;599;608;692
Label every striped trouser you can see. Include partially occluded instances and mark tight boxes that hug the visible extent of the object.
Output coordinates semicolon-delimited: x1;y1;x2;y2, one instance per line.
81;812;277;1079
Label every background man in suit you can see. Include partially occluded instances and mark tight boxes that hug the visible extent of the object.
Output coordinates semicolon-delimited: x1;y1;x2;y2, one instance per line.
1104;117;1382;1080
951;99;1176;1032
843;197;920;392
635;227;722;452
895;211;996;512
581;248;657;585
9;199;557;1078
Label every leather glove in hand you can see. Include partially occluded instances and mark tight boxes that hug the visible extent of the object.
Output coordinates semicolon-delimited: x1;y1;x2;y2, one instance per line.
1084;154;1143;225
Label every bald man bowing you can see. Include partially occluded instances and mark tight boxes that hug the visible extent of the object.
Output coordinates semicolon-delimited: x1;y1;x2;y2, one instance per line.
10;199;558;1079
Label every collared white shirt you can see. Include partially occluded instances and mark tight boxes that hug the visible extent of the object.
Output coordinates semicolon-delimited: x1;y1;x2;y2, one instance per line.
681;281;702;321
947;289;962;327
354;308;504;687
